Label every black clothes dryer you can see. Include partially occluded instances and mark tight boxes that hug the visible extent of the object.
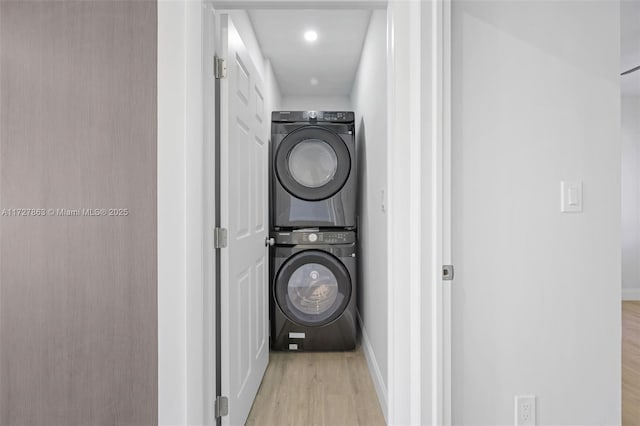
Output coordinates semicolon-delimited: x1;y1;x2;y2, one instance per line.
271;111;357;229
270;229;357;351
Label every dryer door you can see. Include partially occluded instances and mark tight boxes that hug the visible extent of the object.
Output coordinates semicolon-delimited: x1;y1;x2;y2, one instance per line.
275;249;352;327
275;126;351;201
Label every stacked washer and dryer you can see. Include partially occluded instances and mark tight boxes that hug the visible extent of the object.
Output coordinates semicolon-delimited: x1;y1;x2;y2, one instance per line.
269;111;358;351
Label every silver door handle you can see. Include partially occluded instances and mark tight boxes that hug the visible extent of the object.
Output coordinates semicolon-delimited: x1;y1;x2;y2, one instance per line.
266;237;275;247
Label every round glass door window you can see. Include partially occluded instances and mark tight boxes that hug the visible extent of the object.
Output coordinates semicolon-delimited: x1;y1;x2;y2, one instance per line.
287;263;338;315
275;126;351;201
275;250;351;327
288;139;338;188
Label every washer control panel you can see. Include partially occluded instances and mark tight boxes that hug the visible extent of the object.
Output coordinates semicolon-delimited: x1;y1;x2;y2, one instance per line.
273;230;356;245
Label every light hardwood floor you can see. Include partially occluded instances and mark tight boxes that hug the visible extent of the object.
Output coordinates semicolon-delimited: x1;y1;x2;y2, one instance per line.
624;301;640;426
246;345;385;426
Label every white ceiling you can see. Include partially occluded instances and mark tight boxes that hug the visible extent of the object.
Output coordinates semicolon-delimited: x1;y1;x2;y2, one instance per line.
622;0;640;95
247;9;372;96
248;4;640;96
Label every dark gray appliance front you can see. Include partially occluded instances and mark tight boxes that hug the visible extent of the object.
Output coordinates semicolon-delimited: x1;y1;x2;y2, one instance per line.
271;111;357;229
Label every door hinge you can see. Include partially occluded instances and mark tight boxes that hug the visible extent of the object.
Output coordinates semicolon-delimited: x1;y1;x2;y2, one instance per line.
443;265;454;281
214;227;228;249
214;56;227;79
214;395;229;418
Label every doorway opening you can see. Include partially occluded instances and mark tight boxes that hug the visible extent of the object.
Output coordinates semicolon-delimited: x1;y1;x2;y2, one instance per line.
209;4;390;425
160;1;446;425
621;0;640;422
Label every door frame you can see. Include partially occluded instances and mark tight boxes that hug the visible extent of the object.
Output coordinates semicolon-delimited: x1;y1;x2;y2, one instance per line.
158;2;211;425
157;1;452;424
385;1;451;424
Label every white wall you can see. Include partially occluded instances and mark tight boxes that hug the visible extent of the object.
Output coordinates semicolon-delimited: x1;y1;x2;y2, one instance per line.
158;2;187;424
451;2;621;425
349;9;388;422
264;58;282;126
623;95;640;301
184;2;206;425
279;95;351;111
158;2;208;424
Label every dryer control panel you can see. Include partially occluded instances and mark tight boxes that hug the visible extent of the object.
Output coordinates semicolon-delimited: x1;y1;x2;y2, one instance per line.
273;230;356;245
271;111;355;123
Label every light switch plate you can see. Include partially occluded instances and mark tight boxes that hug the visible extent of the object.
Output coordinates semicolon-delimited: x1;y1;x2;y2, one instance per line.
561;181;582;213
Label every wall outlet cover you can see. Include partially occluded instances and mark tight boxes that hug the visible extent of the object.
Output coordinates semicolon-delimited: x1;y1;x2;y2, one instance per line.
515;395;536;426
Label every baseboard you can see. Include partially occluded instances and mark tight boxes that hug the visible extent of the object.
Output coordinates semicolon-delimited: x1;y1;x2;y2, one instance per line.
357;310;388;423
622;288;640;301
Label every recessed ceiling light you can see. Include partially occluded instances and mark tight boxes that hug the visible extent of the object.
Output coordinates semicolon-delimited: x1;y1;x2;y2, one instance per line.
304;30;318;42
310;77;319;86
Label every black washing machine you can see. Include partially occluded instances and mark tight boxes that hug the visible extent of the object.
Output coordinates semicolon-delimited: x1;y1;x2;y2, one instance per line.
270;229;357;351
271;111;357;229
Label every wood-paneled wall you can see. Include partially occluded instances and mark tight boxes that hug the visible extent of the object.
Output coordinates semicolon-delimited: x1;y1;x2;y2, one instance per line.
0;2;157;425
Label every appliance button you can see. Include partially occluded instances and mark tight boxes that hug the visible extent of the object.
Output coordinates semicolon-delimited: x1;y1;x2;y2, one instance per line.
308;233;318;243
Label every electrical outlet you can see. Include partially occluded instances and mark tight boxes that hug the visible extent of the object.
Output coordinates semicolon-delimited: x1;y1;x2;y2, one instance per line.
515;395;536;426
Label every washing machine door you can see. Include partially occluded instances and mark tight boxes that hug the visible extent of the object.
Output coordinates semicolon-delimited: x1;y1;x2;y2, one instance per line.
275;249;352;327
275;126;351;201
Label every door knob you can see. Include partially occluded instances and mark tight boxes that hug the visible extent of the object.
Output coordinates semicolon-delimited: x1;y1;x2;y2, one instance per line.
265;237;275;247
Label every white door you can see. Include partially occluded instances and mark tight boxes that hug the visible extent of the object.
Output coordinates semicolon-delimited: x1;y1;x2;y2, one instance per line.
219;14;269;426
